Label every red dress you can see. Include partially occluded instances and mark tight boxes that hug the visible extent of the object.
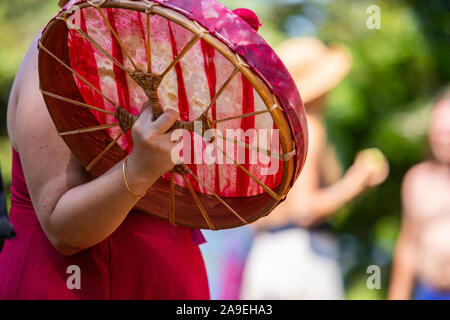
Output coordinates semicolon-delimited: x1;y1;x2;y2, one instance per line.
0;149;209;299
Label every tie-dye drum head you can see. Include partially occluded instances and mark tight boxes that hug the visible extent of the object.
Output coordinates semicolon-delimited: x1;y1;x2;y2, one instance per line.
38;0;308;230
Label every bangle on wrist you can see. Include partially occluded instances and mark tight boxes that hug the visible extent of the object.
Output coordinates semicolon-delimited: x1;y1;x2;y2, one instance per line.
122;156;145;199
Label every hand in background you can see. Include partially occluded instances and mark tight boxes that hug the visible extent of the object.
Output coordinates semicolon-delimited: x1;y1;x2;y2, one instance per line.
352;148;390;188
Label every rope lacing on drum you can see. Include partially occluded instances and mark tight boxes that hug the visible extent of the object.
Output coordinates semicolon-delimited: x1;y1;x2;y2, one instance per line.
114;106;138;133
87;0;107;8
144;1;158;14
280;149;296;161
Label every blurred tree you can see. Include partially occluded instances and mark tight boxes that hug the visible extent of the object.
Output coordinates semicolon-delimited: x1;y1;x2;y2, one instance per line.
0;0;59;135
318;0;448;299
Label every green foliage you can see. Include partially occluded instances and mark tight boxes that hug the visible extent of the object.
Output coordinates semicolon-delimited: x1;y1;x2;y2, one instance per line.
0;0;448;299
320;0;447;299
0;0;59;135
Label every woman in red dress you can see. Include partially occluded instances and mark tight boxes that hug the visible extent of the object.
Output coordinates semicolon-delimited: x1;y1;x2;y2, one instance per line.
0;32;209;299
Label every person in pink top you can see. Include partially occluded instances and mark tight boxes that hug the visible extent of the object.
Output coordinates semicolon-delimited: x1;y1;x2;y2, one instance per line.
0;2;209;299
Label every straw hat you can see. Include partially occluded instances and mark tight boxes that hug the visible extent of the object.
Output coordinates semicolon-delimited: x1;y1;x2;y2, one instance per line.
276;37;352;104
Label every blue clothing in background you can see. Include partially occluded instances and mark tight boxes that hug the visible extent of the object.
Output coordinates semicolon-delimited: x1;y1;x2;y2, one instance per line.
415;283;450;300
200;226;253;300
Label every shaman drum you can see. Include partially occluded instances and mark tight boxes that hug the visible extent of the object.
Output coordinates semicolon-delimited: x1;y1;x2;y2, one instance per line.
38;0;308;230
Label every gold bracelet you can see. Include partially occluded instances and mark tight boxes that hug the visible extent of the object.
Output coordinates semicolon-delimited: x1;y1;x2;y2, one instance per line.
122;157;145;199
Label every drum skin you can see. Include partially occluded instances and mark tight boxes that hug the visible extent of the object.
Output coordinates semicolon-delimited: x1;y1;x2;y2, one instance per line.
38;0;308;229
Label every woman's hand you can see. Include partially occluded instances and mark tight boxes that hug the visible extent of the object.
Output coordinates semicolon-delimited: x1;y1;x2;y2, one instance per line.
352;148;390;188
125;103;180;195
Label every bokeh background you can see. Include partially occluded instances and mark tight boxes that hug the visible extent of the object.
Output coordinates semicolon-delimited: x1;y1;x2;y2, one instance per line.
0;0;449;299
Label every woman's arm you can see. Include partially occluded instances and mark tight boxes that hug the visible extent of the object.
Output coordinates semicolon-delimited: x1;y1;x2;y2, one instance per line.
12;37;179;256
288;116;388;227
254;115;388;230
388;169;419;300
388;226;416;299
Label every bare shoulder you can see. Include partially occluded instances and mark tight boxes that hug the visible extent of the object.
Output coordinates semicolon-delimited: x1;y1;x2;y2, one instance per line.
7;35;42;150
401;161;435;217
7;33;88;214
402;161;434;191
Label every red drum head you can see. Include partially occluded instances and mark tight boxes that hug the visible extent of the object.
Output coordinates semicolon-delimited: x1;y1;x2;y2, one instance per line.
39;0;308;229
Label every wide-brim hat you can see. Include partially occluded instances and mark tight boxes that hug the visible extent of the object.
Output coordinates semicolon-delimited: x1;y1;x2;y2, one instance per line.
276;37;352;104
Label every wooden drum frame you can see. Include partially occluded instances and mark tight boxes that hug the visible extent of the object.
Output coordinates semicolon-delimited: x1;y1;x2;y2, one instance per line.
38;0;308;230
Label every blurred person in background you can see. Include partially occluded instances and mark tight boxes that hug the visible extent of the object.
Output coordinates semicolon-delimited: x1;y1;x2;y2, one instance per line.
199;8;262;300
240;37;389;300
389;88;450;300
